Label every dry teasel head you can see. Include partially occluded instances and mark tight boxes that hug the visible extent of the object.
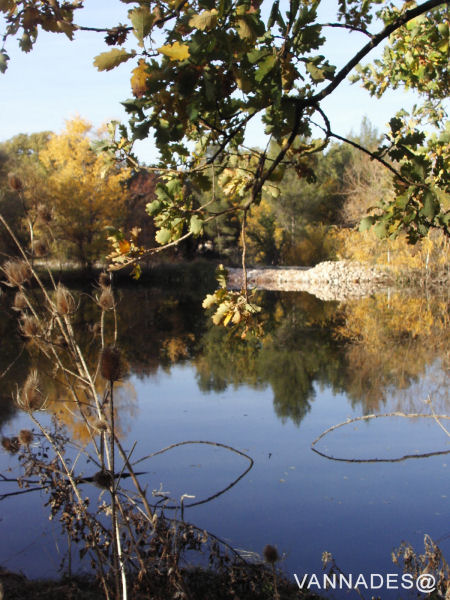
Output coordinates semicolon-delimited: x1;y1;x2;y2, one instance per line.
263;544;279;564
98;272;110;288
100;346;126;382
98;287;114;311
7;173;23;192
12;291;28;312
1;436;20;454
321;551;333;568
18;429;34;446
104;25;128;46
17;370;47;412
3;259;31;287
19;315;40;338
32;239;48;258
93;418;108;433
55;284;75;315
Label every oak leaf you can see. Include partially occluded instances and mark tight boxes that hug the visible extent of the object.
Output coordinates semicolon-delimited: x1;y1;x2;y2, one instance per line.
131;59;149;97
189;9;218;31
129;6;154;43
118;240;131;254
94;48;135;72
158;42;190;61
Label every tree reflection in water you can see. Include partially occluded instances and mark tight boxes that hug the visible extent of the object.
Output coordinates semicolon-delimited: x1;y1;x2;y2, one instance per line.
0;284;448;435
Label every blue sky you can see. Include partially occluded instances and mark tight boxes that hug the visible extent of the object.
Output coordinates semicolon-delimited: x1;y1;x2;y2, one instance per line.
0;1;419;164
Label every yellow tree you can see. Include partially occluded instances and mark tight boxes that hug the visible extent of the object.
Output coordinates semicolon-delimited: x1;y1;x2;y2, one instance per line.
40;118;130;269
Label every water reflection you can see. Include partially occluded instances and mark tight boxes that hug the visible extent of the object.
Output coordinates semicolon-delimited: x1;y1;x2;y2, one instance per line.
1;284;449;435
195;293;346;424
337;294;449;412
1;281;448;592
196;290;449;423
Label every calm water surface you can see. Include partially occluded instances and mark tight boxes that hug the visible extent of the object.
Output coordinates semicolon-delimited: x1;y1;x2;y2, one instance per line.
0;282;448;597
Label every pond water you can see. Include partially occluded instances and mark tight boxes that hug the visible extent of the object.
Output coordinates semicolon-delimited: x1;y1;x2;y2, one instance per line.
0;280;449;598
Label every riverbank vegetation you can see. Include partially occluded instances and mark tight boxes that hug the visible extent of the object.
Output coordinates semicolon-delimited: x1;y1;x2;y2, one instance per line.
0;210;448;596
1;273;448;598
1;118;448;286
0;214;336;600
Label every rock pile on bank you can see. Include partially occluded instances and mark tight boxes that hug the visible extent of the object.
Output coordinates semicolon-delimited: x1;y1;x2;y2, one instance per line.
227;260;392;301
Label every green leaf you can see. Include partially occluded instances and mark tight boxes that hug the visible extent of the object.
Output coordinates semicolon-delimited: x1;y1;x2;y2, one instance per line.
189;215;203;236
155;228;171;245
267;0;280;29
305;59;326;82
132;120;151;140
146;200;162;216
247;48;267;64
216;265;228;288
359;216;375;232
166;178;182;196
19;33;33;53
246;303;261;314
189;9;218;31
420;191;438;220
93;48;135;71
255;55;277;82
129;6;154;43
373;220;387;238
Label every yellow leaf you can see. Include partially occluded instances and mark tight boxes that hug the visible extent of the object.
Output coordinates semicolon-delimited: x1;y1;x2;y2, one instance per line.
189;9;218;31
223;312;233;326
56;20;75;40
232;310;241;324
131;59;149;97
158;42;190;61
94;48;135;72
118;240;131;254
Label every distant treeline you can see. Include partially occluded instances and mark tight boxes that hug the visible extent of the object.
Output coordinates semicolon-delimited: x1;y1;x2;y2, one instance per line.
1;117;447;279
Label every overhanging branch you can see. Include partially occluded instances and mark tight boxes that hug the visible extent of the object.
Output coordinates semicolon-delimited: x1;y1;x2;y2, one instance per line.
308;0;447;105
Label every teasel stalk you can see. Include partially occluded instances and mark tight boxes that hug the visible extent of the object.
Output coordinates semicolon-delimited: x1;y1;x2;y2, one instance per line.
0;211;126;597
28;410;112;600
264;544;280;600
100;345;128;600
0;213;105;462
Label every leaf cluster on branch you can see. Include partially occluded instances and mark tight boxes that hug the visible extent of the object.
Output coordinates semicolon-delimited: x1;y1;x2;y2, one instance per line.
1;0;448;295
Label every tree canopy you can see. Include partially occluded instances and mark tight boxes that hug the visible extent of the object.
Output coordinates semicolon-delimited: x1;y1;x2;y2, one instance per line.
1;1;448;276
0;119;131;268
39;118;131;267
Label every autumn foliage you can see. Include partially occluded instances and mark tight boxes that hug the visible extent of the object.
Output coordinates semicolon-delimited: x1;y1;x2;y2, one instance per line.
38;118;130;268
